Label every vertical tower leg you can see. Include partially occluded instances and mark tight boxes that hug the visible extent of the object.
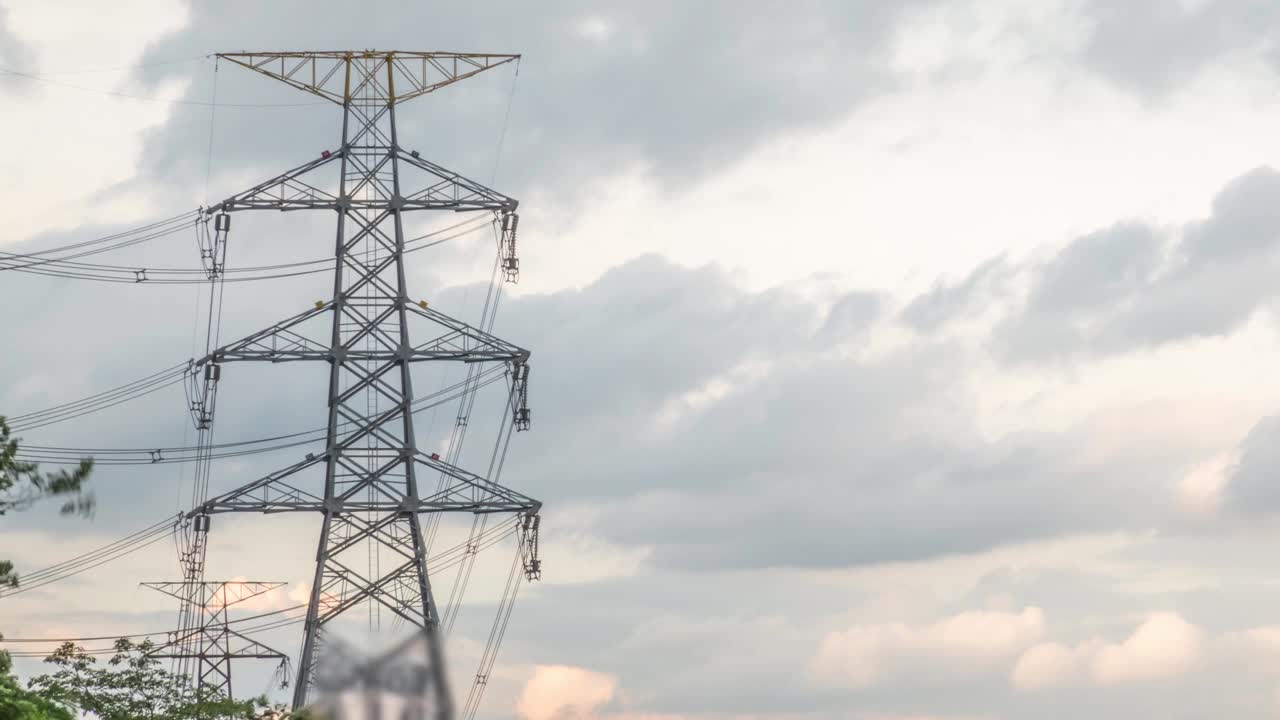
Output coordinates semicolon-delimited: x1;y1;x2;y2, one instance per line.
292;57;454;712
293;57;354;709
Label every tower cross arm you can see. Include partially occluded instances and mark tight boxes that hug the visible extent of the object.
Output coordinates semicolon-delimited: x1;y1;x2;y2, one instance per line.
192;303;330;365
186;454;327;517
407;300;530;364
141;581;287;609
395;150;518;211
209;152;342;213
207;149;516;213
146;627;289;661
190;299;530;366
186;448;540;517
216;51;520;105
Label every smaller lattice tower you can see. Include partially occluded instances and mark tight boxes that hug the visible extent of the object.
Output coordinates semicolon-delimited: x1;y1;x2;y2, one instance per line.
143;581;290;698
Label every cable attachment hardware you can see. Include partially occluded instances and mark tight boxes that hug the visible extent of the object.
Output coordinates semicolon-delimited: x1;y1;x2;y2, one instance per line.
512;362;531;431
198;209;232;280
187;362;222;430
500;210;520;284
519;513;541;581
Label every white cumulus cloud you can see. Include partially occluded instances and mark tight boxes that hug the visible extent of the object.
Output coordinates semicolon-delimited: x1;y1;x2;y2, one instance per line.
811;606;1046;688
1012;612;1203;690
516;665;618;720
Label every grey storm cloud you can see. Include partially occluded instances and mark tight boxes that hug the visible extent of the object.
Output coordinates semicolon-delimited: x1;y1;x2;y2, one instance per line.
484;258;1199;571
1079;0;1280;96
3;249;1198;573
1225;414;1280;514
117;0;934;208
0;6;31;92
900;255;1014;333
967;166;1280;362
820;290;882;340
1023;223;1163;316
0;7;21;60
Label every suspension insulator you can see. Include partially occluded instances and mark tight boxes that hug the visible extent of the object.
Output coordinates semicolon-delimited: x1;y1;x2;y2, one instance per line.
501;211;520;283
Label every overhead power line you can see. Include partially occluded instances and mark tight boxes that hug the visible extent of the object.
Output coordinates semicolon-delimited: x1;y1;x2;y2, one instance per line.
0;213;490;284
0;212;199;271
0;516;521;650
3;363;190;433
0;64;327;108
13;365;509;464
0;517;179;601
2;55;209;76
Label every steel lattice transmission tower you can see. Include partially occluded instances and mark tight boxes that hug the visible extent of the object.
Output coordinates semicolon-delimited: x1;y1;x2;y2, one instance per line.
142;581;290;696
180;51;542;716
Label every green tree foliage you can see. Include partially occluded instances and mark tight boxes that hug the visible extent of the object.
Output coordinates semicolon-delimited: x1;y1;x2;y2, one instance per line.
26;639;282;719
0;650;73;720
0;415;93;718
0;416;94;521
0;416;95;587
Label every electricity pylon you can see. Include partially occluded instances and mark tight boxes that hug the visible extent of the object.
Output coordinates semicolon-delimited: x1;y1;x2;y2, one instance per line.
179;52;542;716
142;581;290;698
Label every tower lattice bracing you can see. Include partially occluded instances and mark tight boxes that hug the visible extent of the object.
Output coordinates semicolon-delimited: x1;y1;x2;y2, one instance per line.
177;52;541;716
143;581;290;697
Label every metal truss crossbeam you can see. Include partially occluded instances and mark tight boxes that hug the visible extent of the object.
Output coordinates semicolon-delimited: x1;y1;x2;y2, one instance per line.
189;450;538;515
191;299;529;365
208;149;516;213
217;51;519;106
144;580;285;608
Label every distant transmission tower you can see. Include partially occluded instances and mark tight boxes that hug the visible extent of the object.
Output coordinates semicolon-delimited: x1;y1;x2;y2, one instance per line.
142;581;290;697
176;52;542;716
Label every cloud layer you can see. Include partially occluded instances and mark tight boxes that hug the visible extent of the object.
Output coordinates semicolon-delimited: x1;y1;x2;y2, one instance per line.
7;2;1280;719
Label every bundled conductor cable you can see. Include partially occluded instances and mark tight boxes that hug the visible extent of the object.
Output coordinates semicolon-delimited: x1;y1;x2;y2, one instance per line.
0;213;489;284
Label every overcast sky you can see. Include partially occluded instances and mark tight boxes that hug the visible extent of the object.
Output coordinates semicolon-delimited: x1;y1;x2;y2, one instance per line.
7;1;1280;718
